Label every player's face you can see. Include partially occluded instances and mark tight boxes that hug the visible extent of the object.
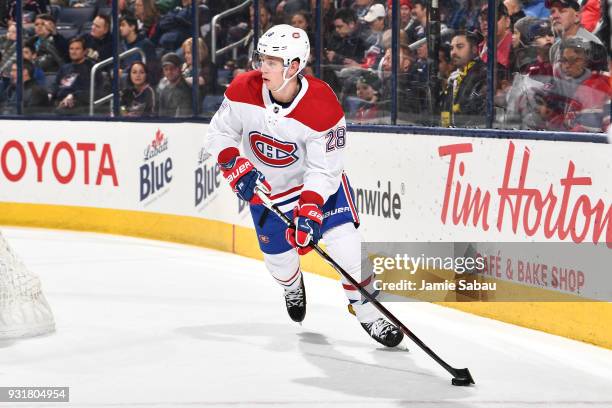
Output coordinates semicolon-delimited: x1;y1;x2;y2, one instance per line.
550;6;579;34
560;48;586;78
450;35;475;69
258;55;285;88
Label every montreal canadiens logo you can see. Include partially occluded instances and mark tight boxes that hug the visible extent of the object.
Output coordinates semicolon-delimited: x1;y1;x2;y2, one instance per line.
249;131;299;167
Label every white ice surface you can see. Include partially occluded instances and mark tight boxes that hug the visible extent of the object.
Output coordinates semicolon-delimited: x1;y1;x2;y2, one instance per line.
1;227;611;408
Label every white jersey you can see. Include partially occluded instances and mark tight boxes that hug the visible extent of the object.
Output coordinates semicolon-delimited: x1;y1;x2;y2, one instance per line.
205;70;348;211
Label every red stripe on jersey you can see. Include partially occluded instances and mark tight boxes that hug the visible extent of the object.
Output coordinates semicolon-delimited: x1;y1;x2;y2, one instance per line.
342;173;360;224
287;76;344;132
225;70;265;108
342;275;373;291
269;184;304;200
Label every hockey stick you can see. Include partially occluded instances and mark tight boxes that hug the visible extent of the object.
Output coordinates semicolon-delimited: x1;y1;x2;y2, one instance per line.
254;187;475;386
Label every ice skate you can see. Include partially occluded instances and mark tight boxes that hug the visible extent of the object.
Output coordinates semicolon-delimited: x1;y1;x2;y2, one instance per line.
284;276;306;323
361;318;404;348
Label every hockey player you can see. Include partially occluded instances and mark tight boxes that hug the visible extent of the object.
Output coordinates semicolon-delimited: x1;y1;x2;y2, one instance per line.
204;24;403;348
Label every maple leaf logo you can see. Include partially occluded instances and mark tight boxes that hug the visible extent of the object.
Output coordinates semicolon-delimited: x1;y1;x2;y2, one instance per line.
152;129;164;148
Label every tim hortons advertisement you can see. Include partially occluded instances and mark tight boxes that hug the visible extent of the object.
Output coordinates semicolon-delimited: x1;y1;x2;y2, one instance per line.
345;132;611;245
346;131;610;301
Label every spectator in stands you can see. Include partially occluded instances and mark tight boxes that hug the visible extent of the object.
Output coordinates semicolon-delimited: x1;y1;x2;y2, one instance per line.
379;43;427;121
354;70;380;122
84;14;113;63
1;60;49;114
289;10;314;43
181;37;211;97
6;0;49;27
157;52;191;117
0;21;15;56
27;14;68;72
444;0;470;30
275;0;309;22
362;3;386;47
325;8;367;67
0;22;16;77
554;38;611;132
360;3;386;68
51;37;98;115
547;0;603;64
386;0;413;31
413;31;429;82
503;0;526;30
154;0;194;51
134;0;160;40
23;44;47;87
579;0;600;32
524;0;550;19
120;61;156;117
505;17;555;129
406;0;426;44
309;0;335;33
440;30;487;127
224;3;271;66
350;0;375;20
438;42;454;89
289;10;311;31
119;14;159;84
512;17;554;76
478;1;512;72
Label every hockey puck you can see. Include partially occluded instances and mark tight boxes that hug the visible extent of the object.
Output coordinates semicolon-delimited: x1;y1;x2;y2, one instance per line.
451;368;475;386
451;377;473;386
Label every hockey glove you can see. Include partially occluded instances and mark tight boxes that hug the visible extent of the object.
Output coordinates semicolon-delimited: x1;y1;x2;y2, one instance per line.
218;147;271;204
286;192;324;255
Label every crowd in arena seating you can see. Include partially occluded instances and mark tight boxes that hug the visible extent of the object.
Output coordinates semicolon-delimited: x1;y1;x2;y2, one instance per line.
0;0;609;132
0;0;212;116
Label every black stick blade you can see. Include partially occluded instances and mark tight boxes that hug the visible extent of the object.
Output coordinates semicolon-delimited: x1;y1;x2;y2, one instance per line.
451;368;475;386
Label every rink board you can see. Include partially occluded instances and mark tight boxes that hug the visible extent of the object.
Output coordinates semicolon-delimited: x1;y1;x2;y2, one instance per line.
0;120;610;349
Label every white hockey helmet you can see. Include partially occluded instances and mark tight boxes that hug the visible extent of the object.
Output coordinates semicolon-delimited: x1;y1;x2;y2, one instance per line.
253;24;310;91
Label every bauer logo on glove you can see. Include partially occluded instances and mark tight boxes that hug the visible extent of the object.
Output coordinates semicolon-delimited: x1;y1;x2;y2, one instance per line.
218;147;271;204
285;193;323;255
